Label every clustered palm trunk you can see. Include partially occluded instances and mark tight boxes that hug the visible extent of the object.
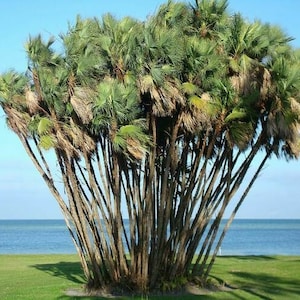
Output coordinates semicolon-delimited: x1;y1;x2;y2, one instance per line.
1;0;300;294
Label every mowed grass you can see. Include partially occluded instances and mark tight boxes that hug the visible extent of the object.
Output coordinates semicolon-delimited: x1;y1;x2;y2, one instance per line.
0;254;83;300
0;255;300;299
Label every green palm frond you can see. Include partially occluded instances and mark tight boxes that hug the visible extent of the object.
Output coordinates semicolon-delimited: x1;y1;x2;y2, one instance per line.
63;18;107;84
262;23;293;60
37;117;53;135
0;71;28;105
94;79;140;128
189;95;206;110
142;19;185;70
271;57;300;100
119;124;141;137
113;124;150;160
214;79;236;109
225;108;247;123
184;36;224;88
98;35;112;55
112;134;127;152
98;13;142;75
223;14;266;74
28;116;53;136
281;64;300;96
118;124;149;142
39;135;56;150
182;82;199;95
152;0;191;29
193;0;229;36
189;93;217;117
25;35;58;69
150;66;165;86
227;121;254;150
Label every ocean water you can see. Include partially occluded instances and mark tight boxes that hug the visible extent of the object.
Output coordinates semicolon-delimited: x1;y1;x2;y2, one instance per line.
0;219;299;255
220;219;300;255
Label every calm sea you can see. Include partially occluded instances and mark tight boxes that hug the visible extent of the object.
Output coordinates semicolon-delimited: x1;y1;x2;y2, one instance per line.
0;219;299;255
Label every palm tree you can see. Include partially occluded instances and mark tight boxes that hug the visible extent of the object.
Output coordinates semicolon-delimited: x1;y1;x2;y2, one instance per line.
1;0;300;294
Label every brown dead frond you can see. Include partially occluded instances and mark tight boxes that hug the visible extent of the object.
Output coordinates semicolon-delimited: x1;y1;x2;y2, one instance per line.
71;87;94;124
25;87;40;114
259;67;271;101
126;137;145;160
181;108;212;134
69;120;96;154
56;129;80;159
139;75;185;117
290;97;300;116
286;135;300;157
230;72;253;95
5;106;30;136
181;111;198;132
181;92;214;133
267;110;296;142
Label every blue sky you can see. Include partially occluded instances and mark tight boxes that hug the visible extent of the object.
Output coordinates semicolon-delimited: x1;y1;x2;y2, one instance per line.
1;0;300;219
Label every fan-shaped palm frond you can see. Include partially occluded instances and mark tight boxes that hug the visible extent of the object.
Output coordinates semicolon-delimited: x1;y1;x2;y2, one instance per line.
184;36;225;89
92;78;140;137
193;0;228;37
39;135;56;150
0;71;28;107
151;0;191;30
98;13;142;79
182;82;199;95
37;117;53;135
25;34;57;68
226;121;254;150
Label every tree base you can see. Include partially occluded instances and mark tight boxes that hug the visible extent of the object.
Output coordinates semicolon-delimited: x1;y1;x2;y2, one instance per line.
65;280;235;298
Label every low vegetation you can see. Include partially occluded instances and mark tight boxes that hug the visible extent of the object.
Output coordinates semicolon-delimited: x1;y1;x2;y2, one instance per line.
0;254;299;299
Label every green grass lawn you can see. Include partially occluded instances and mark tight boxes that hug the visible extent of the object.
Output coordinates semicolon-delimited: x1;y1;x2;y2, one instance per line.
0;254;299;299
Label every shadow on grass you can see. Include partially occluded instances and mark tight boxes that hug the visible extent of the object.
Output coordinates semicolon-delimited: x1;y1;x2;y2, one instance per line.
31;261;85;285
58;296;107;300
229;270;300;299
30;261;228;300
219;255;277;261
30;256;300;299
31;262;113;299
